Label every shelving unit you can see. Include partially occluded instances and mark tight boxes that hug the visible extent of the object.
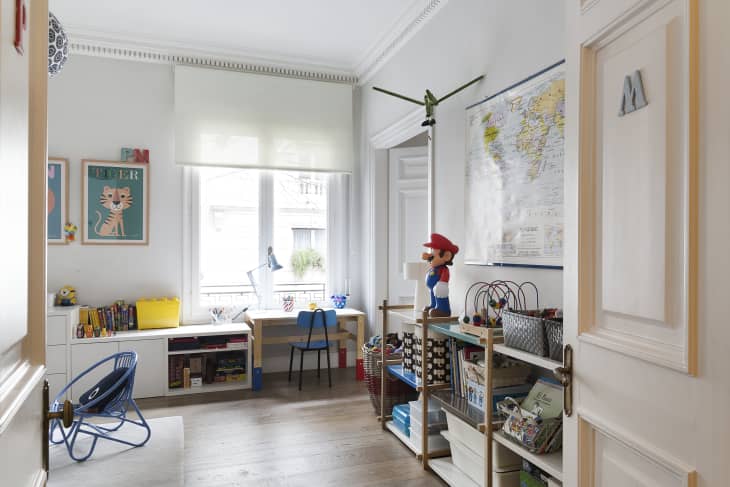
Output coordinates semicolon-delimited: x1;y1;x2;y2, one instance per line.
493;343;562;371
166;322;251;395
378;300;564;487
493;430;563;482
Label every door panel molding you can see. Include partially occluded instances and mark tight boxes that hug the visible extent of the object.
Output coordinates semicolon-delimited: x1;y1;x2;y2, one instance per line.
578;409;696;487
578;0;698;375
0;362;45;435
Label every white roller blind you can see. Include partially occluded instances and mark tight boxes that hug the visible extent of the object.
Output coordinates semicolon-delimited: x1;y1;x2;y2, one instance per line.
174;65;353;173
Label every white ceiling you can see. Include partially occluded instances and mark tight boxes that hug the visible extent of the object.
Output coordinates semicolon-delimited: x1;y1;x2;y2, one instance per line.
50;0;420;72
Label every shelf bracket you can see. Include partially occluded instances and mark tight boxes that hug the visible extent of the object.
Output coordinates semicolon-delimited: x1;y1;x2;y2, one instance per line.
553;344;573;417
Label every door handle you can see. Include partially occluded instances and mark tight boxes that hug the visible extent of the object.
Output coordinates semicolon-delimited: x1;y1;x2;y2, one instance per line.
47;399;74;428
552;344;573;417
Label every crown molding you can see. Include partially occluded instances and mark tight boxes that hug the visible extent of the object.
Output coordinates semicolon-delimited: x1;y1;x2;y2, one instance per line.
68;32;358;84
370;107;425;149
354;0;449;85
65;1;448;86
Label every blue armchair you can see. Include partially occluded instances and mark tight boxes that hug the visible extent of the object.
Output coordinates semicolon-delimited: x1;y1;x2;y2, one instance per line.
49;351;151;461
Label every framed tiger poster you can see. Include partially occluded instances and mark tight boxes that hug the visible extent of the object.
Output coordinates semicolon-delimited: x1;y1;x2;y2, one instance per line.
82;160;149;245
47;157;68;244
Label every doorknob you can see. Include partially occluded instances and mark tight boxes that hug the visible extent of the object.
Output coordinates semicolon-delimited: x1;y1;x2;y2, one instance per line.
42;380;75;473
552;344;573;417
47;399;74;428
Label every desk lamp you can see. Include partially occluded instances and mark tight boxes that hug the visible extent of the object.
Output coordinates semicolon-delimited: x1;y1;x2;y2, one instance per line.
247;246;283;309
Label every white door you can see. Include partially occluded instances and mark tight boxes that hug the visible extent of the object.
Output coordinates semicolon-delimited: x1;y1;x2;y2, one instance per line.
388;146;428;305
563;0;727;486
0;0;49;484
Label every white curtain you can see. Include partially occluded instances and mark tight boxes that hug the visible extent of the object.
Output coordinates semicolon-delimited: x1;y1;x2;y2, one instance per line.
327;173;351;297
174;65;353;173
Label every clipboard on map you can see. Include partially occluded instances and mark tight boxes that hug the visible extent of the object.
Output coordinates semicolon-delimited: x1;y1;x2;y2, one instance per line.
464;60;565;268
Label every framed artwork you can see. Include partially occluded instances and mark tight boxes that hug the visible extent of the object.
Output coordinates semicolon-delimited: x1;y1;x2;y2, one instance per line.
82;160;149;245
47;157;68;244
464;60;565;268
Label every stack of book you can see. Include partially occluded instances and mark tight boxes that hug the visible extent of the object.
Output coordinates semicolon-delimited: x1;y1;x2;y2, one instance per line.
448;337;532;412
168;337;200;351
79;302;137;338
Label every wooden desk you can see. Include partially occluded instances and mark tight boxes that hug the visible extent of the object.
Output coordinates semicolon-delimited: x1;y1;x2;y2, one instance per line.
245;308;367;390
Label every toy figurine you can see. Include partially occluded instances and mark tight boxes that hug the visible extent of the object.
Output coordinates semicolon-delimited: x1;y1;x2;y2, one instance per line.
422;233;459;317
63;222;77;242
55;285;77;306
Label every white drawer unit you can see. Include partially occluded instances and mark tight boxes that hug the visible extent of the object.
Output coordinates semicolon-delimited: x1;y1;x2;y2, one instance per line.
46;306;79;397
46;345;67;374
46;310;251;400
119;339;166;398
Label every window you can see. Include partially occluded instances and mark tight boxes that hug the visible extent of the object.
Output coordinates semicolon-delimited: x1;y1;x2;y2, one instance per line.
186;167;329;320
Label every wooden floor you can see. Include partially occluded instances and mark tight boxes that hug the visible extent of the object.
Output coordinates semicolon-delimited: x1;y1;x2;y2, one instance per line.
137;368;445;487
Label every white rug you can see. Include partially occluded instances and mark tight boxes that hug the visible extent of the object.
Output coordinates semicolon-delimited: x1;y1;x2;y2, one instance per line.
48;416;184;487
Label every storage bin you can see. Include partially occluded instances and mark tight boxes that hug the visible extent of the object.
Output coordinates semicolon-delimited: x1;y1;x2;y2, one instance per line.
392;403;410;427
410;413;447;437
442;430;484;486
413;335;449;384
402;331;415;373
136;297;180;329
363;346;418;416
502;310;548;356
544;318;563;362
393;414;410;436
409;397;446;425
410;424;450;452
443;411;521;472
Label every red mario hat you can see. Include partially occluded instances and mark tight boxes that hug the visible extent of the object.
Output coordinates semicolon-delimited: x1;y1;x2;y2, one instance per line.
423;233;459;255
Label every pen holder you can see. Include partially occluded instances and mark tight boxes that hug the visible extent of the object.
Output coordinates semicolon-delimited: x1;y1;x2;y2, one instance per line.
331;294;347;309
282;296;295;312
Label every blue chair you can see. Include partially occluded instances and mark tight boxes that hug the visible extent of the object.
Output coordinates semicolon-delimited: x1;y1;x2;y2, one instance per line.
49;351;151;461
288;309;337;390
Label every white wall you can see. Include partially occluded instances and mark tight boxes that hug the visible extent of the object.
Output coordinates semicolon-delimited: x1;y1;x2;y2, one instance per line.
47;56;182;305
46;55;354;372
357;0;566;333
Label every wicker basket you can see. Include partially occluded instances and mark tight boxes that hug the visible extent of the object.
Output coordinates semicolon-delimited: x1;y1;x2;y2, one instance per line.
362;345;418;416
502;310;549;357
545;318;563;362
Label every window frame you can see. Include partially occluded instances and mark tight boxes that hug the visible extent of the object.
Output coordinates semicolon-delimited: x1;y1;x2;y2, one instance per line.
182;167;331;323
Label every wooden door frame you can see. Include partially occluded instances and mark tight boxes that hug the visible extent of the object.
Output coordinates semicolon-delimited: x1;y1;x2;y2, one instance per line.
365;108;428;334
0;0;49;484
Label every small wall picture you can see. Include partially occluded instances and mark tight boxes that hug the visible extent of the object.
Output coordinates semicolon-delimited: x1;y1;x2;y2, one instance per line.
82;160;149;245
47;157;68;244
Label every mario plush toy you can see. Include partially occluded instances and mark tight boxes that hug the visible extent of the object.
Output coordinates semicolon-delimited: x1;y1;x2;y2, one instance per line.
422;233;459;317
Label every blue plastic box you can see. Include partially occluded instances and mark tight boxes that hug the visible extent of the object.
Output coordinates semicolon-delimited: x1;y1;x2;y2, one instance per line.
392;403;411;436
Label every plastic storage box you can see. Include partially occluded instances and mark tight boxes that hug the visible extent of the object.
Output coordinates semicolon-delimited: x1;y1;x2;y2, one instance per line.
410;422;450;452
443;410;521;471
136;297;180;329
392;404;411;436
409;397;446;425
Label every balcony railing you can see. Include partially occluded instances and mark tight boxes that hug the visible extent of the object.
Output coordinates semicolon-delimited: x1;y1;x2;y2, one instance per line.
200;282;327;308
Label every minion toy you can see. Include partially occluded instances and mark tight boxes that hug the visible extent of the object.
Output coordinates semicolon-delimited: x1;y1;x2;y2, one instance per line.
56;285;78;306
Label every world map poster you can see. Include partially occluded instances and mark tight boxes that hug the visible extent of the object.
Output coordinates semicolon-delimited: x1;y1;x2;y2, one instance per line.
465;61;565;267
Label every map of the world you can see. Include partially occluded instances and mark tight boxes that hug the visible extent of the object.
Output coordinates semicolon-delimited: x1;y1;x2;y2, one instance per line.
464;62;565;267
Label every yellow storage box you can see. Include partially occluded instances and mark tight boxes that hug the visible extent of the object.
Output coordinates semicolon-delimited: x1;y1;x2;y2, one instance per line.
136;297;180;329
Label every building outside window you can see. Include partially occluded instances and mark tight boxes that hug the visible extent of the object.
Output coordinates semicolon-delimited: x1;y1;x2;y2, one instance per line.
191;167;328;318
